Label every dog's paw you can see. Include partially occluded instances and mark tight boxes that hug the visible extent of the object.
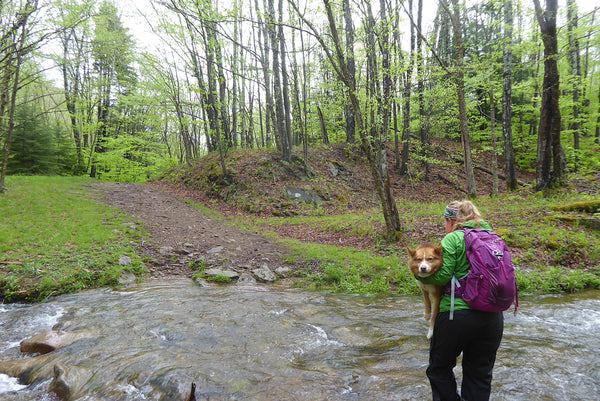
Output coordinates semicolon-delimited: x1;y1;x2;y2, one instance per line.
424;313;431;321
427;329;434;340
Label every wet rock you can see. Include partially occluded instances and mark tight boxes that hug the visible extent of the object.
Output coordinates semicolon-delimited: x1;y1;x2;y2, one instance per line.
192;277;210;287
236;272;257;286
118;271;137;285
204;268;239;279
49;364;93;401
20;329;95;355
252;265;277;282
0;354;53;381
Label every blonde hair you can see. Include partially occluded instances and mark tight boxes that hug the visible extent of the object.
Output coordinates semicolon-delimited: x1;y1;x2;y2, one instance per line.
446;200;483;231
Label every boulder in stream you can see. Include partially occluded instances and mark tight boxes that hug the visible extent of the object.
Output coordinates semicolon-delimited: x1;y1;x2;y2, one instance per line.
0;354;53;381
20;329;95;355
49;364;93;401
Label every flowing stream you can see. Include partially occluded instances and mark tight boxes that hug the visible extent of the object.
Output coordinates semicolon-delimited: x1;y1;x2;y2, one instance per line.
0;279;598;400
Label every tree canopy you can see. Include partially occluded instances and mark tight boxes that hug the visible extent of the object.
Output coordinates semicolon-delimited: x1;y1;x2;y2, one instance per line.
1;0;599;233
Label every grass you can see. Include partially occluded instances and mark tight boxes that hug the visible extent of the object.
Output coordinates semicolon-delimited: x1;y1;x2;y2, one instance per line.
0;176;145;302
279;239;418;296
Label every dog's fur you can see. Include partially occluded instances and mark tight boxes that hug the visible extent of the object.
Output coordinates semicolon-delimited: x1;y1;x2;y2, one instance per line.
407;243;443;339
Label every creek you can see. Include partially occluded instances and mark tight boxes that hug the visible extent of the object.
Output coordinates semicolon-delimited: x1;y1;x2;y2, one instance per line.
0;279;598;400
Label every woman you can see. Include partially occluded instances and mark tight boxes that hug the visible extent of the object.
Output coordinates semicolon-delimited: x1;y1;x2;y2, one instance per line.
417;200;504;401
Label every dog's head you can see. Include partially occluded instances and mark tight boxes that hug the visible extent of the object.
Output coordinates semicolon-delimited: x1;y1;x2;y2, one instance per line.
407;243;443;278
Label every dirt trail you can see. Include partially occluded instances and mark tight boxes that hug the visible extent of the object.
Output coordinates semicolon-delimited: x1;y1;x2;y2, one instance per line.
95;182;293;279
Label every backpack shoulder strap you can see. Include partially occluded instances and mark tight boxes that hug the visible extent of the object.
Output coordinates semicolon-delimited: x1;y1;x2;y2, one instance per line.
448;275;461;321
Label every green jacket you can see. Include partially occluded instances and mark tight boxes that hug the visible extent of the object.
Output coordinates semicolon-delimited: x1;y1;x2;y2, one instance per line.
417;220;492;313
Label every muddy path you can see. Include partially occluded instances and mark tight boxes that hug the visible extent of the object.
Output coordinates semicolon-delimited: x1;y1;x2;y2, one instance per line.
95;182;296;280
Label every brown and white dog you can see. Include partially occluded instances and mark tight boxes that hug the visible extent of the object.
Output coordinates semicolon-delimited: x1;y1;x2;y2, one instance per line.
407;243;443;340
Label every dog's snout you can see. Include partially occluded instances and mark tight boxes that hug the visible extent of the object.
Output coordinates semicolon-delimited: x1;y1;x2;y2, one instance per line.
419;265;429;273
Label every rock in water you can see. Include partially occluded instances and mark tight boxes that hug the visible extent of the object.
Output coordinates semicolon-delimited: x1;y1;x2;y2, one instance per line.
49;364;93;401
20;329;94;354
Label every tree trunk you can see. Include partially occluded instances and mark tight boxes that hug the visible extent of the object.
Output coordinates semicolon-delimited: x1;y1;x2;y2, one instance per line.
343;0;356;144
490;88;499;196
416;0;429;180
434;5;452;65
60;35;85;174
317;105;329;144
267;0;289;161
256;0;274;148
1;5;33;192
376;0;401;240
196;20;228;177
596;86;600;145
299;19;309;162
0;51;15;189
290;22;302;148
444;0;477;198
188;37;216;153
278;0;292;158
207;20;232;151
399;0;415;176
502;0;517;190
200;21;223;156
91;75;111;178
533;0;564;190
364;3;378;142
567;0;581;170
231;0;240;149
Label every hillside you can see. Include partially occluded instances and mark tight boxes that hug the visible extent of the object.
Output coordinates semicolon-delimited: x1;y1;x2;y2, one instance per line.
162;139;532;218
158;139;540;247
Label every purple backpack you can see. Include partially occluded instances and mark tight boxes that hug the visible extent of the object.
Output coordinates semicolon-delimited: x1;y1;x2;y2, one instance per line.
445;228;518;316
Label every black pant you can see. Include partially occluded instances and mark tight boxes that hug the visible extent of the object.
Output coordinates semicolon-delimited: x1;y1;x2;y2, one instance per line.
426;309;504;401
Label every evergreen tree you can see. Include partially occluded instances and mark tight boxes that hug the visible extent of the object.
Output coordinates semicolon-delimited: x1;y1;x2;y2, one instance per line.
7;104;73;175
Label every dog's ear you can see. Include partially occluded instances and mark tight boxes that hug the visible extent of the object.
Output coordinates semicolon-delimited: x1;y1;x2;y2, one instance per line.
434;245;443;256
406;246;416;257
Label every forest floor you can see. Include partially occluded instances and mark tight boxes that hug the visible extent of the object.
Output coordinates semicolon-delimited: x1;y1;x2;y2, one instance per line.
96;139;600;283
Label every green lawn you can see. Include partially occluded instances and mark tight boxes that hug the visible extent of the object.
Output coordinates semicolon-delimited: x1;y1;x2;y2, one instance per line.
0;176;145;302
